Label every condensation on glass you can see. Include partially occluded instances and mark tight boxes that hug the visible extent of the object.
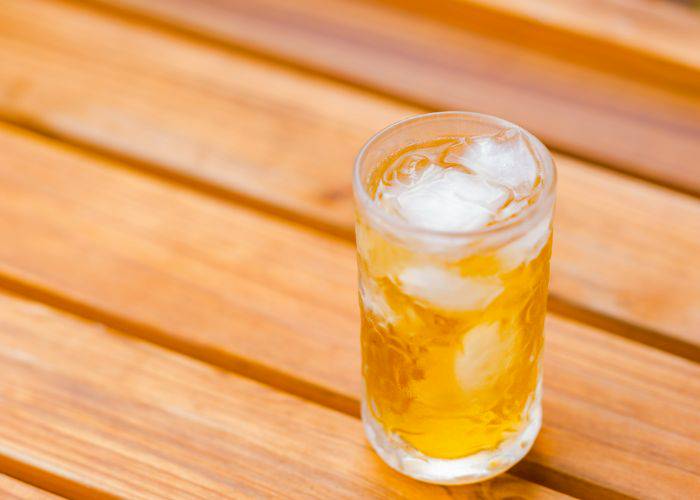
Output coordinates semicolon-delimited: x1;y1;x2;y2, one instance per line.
353;112;556;484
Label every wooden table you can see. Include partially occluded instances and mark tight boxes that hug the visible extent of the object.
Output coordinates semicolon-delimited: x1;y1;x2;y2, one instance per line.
0;0;698;498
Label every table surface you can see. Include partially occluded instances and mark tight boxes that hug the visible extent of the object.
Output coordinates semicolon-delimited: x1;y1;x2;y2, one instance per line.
0;0;699;498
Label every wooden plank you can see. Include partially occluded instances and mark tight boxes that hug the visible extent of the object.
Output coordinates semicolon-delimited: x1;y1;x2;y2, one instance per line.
0;293;562;498
77;0;700;194
551;159;700;355
0;475;60;500
453;0;700;74
0;0;699;353
0;125;698;498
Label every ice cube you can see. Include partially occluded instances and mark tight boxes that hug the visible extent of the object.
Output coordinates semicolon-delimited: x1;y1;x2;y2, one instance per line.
398;265;503;311
448;128;539;197
455;322;509;391
359;278;395;324
498;216;551;271
378;164;510;232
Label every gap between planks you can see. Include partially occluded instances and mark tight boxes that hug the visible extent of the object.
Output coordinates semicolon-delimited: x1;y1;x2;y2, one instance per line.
0;270;359;418
0;460;111;500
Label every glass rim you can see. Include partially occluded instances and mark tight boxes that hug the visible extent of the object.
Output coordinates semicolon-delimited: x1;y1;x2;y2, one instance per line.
352;111;557;239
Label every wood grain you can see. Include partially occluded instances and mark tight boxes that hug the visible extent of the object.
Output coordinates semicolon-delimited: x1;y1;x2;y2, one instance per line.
78;0;700;193
0;293;564;499
0;0;698;352
454;0;700;74
552;159;700;355
0;475;60;500
0;124;698;498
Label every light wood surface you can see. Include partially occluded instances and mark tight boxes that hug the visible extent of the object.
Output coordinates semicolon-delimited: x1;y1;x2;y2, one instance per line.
455;0;700;73
0;0;698;497
80;0;700;194
0;292;566;499
1;0;698;356
0;124;698;498
0;475;61;500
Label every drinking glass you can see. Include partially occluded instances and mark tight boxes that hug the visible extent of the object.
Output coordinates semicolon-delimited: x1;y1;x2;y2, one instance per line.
353;112;556;484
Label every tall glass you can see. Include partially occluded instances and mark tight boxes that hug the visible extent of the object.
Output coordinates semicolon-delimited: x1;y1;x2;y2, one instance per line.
353;112;556;484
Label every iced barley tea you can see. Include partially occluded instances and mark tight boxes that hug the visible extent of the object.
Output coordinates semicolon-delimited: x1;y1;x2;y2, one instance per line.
353;112;556;484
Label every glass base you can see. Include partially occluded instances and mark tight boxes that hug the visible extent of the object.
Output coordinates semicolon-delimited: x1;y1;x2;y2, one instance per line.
362;393;542;485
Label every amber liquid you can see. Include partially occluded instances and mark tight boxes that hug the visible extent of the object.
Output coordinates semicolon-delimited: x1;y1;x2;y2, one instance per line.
358;138;551;460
